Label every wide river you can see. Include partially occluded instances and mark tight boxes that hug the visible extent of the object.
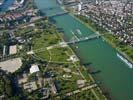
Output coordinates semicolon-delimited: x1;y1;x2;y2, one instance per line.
34;0;133;100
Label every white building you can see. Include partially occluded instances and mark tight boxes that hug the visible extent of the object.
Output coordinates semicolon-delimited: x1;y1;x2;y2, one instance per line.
9;45;17;55
30;64;40;74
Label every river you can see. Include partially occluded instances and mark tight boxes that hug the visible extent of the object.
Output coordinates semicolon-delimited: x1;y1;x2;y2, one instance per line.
34;0;133;100
0;0;14;12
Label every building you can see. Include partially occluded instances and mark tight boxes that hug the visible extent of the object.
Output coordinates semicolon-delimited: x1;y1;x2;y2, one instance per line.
0;58;22;73
9;45;17;55
23;81;38;92
30;64;40;74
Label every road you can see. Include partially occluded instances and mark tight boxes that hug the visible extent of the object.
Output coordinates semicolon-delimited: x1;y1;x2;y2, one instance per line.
66;84;97;96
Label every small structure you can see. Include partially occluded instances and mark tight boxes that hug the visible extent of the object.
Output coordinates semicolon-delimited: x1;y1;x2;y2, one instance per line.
30;64;40;74
70;55;79;62
23;81;37;92
18;73;28;84
27;50;34;55
9;45;17;55
63;74;72;78
40;88;49;99
3;45;6;56
77;2;83;15
77;80;86;88
16;37;25;44
59;42;68;47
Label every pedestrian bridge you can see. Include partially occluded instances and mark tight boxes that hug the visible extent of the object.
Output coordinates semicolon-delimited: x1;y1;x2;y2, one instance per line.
66;34;102;44
48;12;69;17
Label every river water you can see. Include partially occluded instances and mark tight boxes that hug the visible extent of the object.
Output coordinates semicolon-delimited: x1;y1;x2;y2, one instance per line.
0;0;14;12
34;0;133;100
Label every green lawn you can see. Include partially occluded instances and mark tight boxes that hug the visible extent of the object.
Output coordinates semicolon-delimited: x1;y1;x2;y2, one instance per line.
49;47;71;62
35;50;50;61
33;32;61;50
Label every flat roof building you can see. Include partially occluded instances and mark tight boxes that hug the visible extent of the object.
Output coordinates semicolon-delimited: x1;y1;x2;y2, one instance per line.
9;45;17;55
30;64;40;74
0;58;22;73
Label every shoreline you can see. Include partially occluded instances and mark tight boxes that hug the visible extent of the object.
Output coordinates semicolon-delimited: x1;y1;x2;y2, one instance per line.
69;14;133;65
33;1;115;99
50;10;108;100
0;0;14;12
59;29;108;100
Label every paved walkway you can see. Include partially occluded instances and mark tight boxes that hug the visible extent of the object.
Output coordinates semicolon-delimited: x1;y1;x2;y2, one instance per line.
66;84;97;96
91;89;100;100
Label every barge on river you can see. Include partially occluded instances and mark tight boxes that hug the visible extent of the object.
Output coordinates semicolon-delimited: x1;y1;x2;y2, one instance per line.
117;53;133;68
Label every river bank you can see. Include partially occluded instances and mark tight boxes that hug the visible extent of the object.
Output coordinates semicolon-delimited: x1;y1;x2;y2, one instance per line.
31;1;107;99
66;13;133;98
61;7;133;68
74;15;133;64
34;0;133;100
0;0;14;12
62;38;107;99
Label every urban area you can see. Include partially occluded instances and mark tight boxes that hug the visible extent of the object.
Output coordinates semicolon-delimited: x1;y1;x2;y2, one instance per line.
0;0;132;100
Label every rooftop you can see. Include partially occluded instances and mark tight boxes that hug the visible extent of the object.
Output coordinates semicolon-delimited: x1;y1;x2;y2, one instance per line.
9;45;17;55
30;64;40;74
0;58;22;73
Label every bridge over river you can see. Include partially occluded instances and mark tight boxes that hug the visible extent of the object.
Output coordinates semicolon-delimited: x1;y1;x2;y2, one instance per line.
34;0;133;99
66;34;102;44
48;11;69;17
